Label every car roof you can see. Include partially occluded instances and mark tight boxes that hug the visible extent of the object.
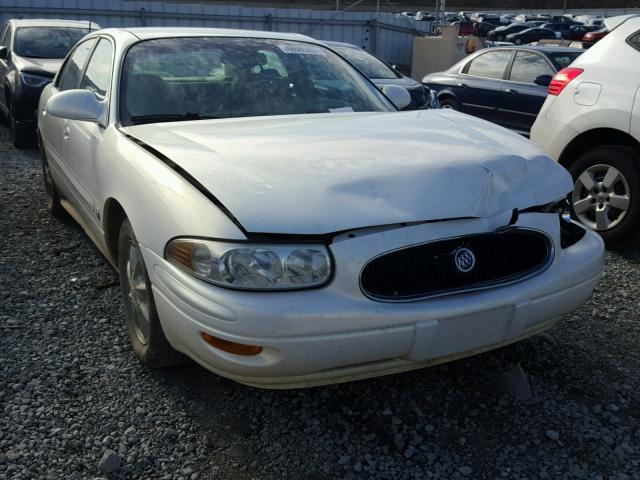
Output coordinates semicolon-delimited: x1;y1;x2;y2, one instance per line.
323;40;360;49
7;18;96;28
99;26;316;42
604;14;640;31
499;45;582;53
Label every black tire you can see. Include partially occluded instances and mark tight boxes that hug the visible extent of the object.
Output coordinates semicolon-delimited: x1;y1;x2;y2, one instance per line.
39;136;66;218
568;145;640;246
439;97;460;110
118;219;184;368
8;102;31;149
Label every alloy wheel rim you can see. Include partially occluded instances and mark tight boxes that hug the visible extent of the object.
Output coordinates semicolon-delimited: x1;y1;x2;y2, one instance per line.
125;242;151;344
572;163;631;231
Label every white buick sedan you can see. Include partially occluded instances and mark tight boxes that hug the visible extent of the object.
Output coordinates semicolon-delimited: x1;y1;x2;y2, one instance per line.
38;28;604;388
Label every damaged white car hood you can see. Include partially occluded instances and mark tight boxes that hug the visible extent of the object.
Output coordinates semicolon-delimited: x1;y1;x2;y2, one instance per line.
124;110;572;235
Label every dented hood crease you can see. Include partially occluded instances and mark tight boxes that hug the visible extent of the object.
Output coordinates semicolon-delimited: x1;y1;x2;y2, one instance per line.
124;110;572;235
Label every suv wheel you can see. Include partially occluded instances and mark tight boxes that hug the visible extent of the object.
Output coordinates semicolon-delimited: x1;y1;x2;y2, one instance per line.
118;219;184;368
569;145;640;245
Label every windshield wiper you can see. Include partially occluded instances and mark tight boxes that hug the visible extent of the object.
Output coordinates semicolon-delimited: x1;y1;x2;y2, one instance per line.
129;113;222;125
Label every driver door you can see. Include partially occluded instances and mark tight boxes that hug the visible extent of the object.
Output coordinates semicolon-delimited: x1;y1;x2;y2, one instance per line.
62;37;114;235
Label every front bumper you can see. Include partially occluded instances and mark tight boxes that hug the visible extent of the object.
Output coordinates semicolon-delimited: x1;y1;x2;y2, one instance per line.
141;213;604;388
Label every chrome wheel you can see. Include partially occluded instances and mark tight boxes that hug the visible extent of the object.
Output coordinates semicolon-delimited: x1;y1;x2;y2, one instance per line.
125;243;151;344
572;163;631;231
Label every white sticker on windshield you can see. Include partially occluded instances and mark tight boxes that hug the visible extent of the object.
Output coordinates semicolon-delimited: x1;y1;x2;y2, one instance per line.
329;107;354;113
277;43;326;55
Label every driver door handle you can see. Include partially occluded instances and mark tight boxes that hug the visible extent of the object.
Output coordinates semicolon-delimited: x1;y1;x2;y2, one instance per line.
456;83;467;89
505;88;518;95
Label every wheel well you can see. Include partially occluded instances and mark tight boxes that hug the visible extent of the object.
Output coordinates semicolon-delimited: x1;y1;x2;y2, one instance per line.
558;128;640;169
103;198;127;264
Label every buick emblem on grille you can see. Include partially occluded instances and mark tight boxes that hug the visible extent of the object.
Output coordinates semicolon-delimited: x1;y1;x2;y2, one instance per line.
453;247;476;273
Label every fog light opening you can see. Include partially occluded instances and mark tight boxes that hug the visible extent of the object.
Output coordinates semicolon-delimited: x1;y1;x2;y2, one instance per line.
200;332;263;356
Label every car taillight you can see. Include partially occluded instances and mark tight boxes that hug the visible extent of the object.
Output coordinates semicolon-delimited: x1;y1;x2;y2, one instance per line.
548;67;583;96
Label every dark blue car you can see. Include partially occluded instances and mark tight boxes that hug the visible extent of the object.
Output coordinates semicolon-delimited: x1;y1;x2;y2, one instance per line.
422;46;583;135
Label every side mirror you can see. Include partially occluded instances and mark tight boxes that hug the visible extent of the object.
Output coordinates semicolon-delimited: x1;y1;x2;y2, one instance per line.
534;74;552;86
46;89;105;123
0;46;7;60
383;84;412;110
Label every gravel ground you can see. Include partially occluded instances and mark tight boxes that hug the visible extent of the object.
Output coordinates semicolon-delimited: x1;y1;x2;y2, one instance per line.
1;124;640;480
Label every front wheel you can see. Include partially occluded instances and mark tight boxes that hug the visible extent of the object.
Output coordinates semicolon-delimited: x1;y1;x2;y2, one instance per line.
569;146;640;245
439;97;459;110
118;219;184;367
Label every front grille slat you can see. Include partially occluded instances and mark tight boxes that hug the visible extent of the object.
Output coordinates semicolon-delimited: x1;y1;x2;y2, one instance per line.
360;229;552;301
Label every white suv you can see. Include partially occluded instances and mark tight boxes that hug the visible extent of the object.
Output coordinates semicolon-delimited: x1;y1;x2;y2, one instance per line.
531;15;640;245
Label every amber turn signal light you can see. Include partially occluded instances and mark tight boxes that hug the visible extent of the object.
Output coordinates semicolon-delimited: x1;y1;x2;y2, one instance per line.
200;332;263;356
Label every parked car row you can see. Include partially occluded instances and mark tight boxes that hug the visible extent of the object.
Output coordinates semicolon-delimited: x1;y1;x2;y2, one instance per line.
442;11;611;43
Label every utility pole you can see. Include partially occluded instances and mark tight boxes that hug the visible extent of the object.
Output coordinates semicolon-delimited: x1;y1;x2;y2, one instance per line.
563;0;567;13
336;0;339;11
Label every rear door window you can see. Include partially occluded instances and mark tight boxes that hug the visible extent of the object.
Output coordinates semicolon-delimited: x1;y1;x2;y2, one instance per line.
57;38;96;91
465;50;512;79
628;31;640;51
509;51;554;83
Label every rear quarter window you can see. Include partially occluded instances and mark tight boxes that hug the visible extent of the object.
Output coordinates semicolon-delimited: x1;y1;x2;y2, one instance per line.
628;31;640;51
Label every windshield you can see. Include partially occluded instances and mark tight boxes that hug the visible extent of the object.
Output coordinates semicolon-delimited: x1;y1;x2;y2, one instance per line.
119;37;394;126
14;27;91;59
333;45;400;79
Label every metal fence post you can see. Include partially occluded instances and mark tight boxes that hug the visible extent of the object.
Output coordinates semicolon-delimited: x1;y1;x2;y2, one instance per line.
265;13;274;31
369;18;378;55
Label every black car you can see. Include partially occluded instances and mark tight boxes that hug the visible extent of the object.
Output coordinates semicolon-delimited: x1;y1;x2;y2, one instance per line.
422;46;583;135
0;19;98;147
477;15;501;26
540;20;583;38
324;41;439;110
506;27;557;45
488;22;537;41
474;22;498;37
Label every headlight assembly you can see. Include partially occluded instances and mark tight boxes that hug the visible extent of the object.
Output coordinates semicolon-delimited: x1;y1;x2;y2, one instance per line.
166;239;332;290
20;72;52;88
